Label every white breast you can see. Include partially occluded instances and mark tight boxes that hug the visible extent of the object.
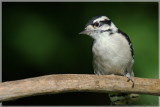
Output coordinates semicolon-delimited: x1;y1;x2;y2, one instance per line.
92;32;132;75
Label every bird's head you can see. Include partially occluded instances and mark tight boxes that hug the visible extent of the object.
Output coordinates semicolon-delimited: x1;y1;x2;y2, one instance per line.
79;16;117;39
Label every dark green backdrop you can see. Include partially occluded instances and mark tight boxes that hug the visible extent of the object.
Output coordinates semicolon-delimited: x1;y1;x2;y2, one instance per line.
2;2;158;105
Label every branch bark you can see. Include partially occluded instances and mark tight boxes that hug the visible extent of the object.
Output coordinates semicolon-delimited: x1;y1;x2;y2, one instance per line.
0;74;160;102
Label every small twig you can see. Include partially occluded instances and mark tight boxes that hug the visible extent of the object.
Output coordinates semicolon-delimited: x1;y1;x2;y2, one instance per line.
0;74;159;102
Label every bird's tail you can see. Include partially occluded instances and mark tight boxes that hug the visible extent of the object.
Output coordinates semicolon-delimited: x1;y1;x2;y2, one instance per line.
109;92;139;105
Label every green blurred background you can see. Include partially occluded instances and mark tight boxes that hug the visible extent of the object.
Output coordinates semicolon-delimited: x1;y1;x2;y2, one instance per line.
2;2;158;105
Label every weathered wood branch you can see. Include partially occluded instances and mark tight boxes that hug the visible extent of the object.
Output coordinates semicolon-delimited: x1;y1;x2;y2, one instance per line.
0;74;159;102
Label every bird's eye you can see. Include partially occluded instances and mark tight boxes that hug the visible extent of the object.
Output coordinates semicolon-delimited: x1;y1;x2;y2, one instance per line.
94;22;99;27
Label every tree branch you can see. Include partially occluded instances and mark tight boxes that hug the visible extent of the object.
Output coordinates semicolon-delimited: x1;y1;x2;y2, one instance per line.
0;74;160;102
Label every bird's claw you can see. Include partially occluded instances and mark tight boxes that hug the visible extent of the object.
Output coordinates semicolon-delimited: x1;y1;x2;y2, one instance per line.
127;77;134;88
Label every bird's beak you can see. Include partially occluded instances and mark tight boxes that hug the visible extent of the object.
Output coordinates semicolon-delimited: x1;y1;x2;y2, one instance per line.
79;25;94;35
79;30;89;35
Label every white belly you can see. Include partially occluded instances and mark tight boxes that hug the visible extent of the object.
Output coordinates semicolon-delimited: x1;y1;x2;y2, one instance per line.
92;33;132;75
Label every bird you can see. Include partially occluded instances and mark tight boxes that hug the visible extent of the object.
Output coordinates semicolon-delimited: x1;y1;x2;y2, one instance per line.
79;16;139;105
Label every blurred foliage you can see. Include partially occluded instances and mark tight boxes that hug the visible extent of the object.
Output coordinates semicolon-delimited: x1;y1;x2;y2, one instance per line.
2;2;158;105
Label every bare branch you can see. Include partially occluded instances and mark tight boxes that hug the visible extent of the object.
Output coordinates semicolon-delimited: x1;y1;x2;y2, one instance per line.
0;74;159;102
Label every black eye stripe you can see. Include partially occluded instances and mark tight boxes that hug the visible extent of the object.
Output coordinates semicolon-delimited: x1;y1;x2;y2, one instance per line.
93;22;99;27
91;20;111;27
100;20;111;26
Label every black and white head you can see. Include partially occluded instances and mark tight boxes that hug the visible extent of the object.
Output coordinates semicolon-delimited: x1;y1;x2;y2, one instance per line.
79;16;118;39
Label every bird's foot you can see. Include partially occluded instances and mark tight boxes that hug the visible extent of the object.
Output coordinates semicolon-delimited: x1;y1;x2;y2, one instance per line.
127;77;134;88
125;73;134;88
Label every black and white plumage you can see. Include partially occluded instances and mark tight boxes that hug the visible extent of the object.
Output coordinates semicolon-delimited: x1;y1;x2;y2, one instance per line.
79;16;138;105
